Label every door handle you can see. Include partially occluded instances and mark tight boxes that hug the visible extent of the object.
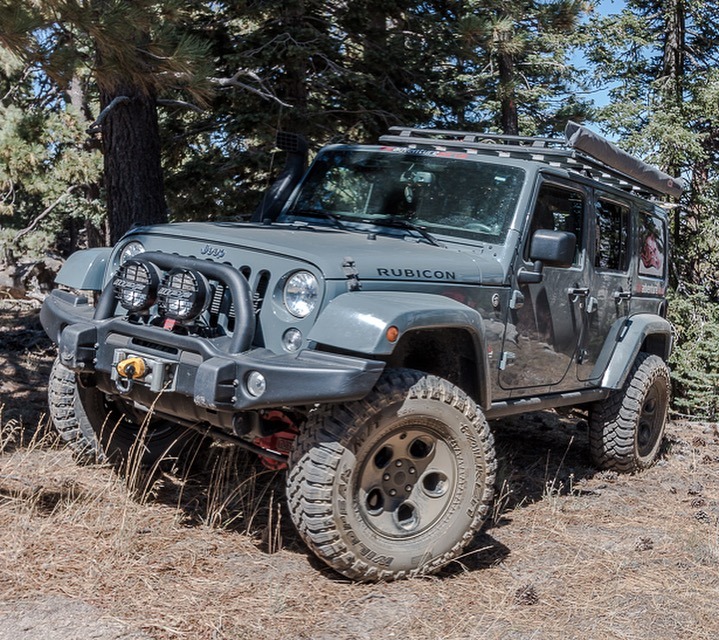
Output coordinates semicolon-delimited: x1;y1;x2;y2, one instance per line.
614;290;632;301
568;286;590;302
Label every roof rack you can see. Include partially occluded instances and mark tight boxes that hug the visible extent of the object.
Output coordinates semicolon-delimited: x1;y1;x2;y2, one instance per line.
378;123;684;199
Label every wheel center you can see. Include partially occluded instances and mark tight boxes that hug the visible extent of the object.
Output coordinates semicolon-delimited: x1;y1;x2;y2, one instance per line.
380;458;417;495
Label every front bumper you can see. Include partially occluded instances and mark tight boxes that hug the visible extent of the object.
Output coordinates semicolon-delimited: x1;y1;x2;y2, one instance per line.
41;289;385;413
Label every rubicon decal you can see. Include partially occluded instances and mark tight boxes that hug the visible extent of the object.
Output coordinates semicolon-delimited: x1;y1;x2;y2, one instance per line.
376;267;456;280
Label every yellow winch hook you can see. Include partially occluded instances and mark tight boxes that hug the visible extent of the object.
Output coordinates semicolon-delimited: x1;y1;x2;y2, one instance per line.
116;356;146;380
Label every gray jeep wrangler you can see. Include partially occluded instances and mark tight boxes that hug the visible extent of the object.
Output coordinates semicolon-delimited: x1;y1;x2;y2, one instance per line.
41;122;682;581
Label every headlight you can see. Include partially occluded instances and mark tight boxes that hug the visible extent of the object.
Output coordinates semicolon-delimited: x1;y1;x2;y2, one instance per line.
158;268;211;322
283;271;318;318
113;259;161;313
119;240;145;265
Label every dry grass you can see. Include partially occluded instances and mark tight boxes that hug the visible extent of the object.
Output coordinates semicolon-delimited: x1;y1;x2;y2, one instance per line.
1;411;718;640
1;301;719;639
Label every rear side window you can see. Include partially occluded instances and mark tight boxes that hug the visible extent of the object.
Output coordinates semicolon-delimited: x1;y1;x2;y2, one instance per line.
638;210;667;278
595;197;629;271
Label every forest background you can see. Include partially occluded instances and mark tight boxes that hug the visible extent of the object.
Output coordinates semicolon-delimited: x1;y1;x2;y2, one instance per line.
0;0;718;416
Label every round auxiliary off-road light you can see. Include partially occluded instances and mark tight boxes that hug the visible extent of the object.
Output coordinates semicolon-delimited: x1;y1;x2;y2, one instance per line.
113;259;161;313
158;268;211;322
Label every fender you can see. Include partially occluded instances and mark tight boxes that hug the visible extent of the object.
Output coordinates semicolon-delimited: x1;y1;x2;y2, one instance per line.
598;313;673;390
308;291;491;407
55;248;112;291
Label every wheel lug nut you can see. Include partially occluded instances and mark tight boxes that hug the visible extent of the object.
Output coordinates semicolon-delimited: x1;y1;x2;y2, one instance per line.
409;467;416;474
395;460;403;467
383;473;390;481
389;489;397;497
405;485;412;493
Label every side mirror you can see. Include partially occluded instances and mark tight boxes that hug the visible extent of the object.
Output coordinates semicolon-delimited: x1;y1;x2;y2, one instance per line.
518;229;577;284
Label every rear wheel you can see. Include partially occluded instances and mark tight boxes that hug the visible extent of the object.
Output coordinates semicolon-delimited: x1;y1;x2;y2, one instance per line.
48;357;198;468
589;353;670;472
287;369;496;581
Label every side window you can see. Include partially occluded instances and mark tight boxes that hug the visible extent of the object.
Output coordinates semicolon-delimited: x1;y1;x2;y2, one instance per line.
595;197;629;271
528;182;584;262
638;210;667;278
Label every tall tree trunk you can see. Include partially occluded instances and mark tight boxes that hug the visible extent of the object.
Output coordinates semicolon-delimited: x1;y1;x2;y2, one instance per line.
661;0;685;106
498;49;518;135
100;85;167;244
278;0;309;135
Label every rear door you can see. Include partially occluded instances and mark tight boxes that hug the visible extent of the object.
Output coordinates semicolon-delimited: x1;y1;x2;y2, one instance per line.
577;192;633;381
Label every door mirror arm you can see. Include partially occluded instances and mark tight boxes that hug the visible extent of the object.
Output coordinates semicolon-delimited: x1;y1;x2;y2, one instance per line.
517;261;544;284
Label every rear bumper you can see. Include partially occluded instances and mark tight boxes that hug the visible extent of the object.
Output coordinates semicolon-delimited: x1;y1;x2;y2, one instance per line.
41;289;385;412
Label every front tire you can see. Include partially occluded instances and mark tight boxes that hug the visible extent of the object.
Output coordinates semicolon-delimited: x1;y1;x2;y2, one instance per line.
48;357;198;468
286;369;496;581
589;353;670;472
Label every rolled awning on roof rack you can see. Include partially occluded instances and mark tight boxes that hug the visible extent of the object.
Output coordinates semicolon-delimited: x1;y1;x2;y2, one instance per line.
564;121;685;199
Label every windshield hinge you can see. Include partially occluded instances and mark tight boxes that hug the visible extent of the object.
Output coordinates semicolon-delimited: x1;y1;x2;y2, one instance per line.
342;257;362;292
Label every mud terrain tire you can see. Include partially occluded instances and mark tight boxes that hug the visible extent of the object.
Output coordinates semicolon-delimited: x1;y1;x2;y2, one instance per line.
589;353;670;472
48;357;197;467
287;368;496;581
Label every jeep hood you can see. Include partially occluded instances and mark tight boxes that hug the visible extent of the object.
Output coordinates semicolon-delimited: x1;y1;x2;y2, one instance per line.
125;222;506;285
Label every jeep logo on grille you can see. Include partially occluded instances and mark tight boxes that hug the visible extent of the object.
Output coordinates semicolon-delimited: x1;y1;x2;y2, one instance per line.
201;244;225;258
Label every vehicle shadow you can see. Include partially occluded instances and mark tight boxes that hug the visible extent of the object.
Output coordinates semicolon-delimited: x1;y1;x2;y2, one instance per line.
490;409;600;515
146;407;599;580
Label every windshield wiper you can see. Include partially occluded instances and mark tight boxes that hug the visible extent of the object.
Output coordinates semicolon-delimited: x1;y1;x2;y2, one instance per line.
286;208;351;231
371;217;442;247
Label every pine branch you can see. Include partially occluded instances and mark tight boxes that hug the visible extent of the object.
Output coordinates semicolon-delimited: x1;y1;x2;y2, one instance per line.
209;70;292;108
1;64;34;105
86;96;131;135
156;98;204;113
12;186;79;245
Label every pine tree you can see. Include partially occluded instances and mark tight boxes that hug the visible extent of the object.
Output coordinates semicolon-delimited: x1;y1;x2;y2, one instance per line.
455;0;591;135
0;0;213;243
586;0;719;416
586;0;719;289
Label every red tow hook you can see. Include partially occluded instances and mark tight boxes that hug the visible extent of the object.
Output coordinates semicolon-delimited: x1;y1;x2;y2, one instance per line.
253;411;298;470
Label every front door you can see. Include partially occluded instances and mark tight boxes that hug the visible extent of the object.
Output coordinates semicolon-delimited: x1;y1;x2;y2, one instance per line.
499;179;590;391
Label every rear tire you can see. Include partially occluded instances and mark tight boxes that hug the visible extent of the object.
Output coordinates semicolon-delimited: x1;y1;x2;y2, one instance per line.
286;369;496;581
589;353;670;472
48;357;198;468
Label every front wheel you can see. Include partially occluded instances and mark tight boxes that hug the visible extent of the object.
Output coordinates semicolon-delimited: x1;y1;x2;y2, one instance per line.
286;369;496;581
589;353;671;472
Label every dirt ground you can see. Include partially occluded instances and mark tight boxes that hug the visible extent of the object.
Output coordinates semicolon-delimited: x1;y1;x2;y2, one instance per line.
0;299;718;640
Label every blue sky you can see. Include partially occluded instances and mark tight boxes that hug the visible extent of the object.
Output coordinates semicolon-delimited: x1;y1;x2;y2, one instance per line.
574;0;626;109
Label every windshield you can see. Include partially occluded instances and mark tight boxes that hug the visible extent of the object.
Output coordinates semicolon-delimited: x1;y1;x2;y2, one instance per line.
282;148;525;243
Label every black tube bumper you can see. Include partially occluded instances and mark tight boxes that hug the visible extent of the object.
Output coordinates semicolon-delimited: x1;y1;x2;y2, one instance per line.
41;289;385;412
